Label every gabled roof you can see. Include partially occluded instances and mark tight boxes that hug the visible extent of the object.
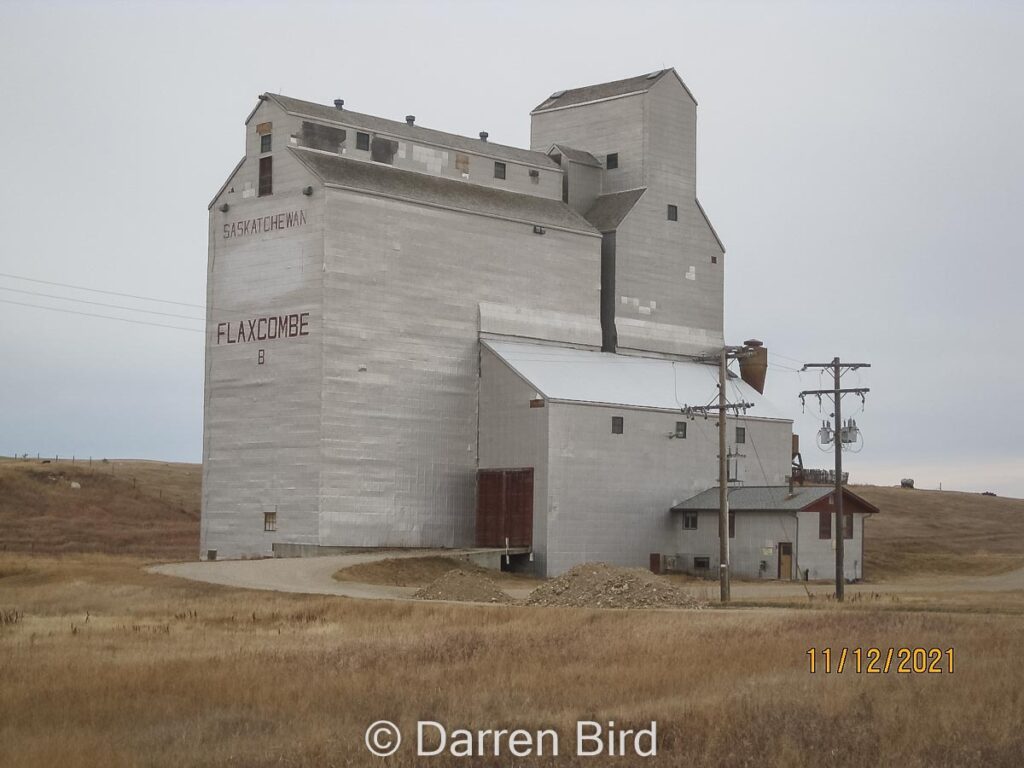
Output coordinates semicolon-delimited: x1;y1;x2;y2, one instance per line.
549;144;602;168
265;93;558;170
695;198;725;253
584;188;646;232
483;339;790;420
672;486;880;514
289;148;598;235
531;68;697;114
207;156;245;210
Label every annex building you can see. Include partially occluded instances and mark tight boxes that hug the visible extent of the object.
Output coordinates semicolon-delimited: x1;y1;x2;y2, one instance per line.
203;69;800;578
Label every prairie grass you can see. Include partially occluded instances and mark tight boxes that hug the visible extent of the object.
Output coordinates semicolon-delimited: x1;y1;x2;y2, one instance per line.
334;555;542;588
2;554;1023;767
0;459;198;558
856;484;1024;578
2;466;1023;765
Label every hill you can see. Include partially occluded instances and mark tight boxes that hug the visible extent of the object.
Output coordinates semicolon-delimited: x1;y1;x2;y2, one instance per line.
0;458;199;559
855;484;1024;579
2;460;1022;575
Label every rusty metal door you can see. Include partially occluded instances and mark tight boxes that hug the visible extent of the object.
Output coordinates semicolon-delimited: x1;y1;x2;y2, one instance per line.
475;468;533;548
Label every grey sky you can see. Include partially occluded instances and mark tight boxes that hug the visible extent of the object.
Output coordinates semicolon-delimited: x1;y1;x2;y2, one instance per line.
1;1;1021;496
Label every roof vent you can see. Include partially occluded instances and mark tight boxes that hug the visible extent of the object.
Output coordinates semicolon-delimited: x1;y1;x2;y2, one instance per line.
333;99;344;110
550;90;566;99
645;70;663;80
479;131;489;142
405;115;416;126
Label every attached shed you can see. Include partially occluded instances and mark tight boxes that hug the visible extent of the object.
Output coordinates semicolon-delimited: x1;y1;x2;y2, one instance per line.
478;339;794;577
671;486;879;581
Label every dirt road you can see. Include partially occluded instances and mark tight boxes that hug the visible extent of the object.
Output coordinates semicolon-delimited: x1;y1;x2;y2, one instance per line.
149;549;537;601
151;550;1024;603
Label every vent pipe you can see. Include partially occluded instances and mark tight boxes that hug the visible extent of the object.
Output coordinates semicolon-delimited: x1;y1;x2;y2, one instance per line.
405;115;416;125
479;131;489;142
333;99;344;110
738;339;768;394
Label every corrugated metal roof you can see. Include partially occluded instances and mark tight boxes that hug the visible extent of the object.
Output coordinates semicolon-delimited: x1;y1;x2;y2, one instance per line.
267;93;558;169
290;149;599;234
483;340;791;420
673;486;832;512
532;70;669;114
584;188;646;232
550;144;602;168
672;486;880;513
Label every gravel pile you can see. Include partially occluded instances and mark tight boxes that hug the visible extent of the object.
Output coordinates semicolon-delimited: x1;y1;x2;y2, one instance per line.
413;569;514;604
526;562;705;609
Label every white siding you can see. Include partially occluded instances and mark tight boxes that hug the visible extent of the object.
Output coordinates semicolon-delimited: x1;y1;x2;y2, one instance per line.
202;146;323;560
543;403;791;576
317;187;600;549
796;510;868;581
478;347;550;571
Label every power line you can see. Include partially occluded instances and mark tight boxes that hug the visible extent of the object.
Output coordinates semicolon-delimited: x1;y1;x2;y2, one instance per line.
0;286;205;321
0;271;205;309
799;358;871;602
0;298;204;333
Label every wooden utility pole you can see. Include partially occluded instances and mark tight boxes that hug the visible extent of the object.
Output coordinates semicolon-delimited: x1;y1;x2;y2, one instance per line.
832;358;844;600
683;346;755;604
799;358;870;602
718;348;730;603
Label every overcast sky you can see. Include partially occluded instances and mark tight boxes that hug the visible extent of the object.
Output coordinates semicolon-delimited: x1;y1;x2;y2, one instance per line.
1;1;1021;496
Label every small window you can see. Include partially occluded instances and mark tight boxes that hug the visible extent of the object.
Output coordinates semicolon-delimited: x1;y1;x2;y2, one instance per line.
264;511;277;532
260;134;272;153
729;512;735;539
694;556;710;570
356;131;370;151
667;204;678;221
606;152;618;170
736;426;746;444
683;510;698;530
370;137;397;164
819;510;831;539
711;255;718;264
494;161;506;180
258;156;273;197
844;512;854;540
675;421;687;439
611;416;624;434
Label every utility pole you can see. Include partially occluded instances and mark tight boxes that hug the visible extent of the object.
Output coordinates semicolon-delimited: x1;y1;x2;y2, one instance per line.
683;345;755;604
799;358;870;602
718;348;729;602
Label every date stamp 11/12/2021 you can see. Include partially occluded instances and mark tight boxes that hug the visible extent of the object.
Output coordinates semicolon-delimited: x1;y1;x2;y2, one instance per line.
807;648;955;674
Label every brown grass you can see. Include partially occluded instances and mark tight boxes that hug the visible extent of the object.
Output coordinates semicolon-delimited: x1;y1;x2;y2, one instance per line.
0;459;199;559
855;484;1024;579
1;467;1023;764
1;553;1022;767
334;556;541;589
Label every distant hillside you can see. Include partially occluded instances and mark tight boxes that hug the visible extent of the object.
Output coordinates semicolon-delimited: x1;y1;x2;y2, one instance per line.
0;459;199;559
2;460;1021;575
855;484;1024;579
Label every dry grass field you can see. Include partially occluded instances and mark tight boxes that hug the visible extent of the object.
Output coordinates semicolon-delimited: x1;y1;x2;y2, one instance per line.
0;458;199;559
856;484;1024;578
2;461;1024;766
334;555;541;589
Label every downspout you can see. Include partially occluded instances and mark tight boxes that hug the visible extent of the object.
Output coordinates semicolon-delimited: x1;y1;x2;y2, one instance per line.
793;511;799;581
600;231;617;352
